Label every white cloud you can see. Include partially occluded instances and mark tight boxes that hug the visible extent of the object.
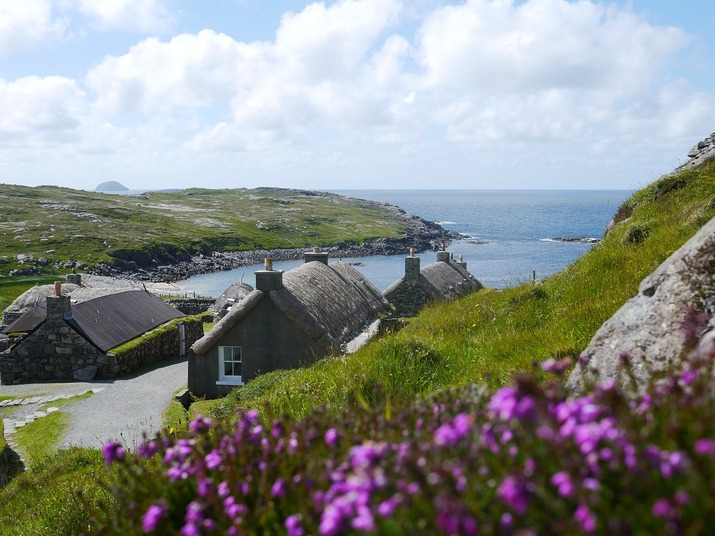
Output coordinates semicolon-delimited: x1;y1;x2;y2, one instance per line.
0;0;66;56
78;0;174;33
86;30;242;115
0;76;86;144
415;0;690;95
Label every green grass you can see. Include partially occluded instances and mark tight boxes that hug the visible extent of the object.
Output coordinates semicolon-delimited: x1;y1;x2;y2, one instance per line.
0;448;114;535
0;419;5;454
0;185;408;283
162;388;190;436
14;412;70;467
38;391;93;412
210;162;715;420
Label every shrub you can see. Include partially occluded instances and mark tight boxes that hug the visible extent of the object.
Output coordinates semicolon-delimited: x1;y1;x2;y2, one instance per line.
97;337;715;535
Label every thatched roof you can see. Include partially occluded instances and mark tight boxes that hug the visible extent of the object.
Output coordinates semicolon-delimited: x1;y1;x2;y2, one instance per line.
192;290;263;355
4;283;81;315
191;261;388;356
210;281;254;315
271;261;387;351
384;258;483;300
419;261;482;299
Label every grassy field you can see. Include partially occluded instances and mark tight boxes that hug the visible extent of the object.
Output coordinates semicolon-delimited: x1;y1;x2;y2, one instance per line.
0;185;410;304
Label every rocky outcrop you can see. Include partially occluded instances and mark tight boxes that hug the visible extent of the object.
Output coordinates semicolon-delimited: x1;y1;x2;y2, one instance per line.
675;132;715;172
89;208;459;283
567;216;715;394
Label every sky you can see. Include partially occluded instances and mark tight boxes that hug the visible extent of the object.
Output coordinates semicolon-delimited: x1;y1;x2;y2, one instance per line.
0;0;714;192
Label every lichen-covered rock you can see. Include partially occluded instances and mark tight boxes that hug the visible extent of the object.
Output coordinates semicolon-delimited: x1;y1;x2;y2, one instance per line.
567;216;715;394
676;132;715;172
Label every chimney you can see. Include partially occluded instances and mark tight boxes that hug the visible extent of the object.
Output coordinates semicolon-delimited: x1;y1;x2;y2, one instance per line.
304;246;329;265
255;258;284;291
66;272;82;285
405;248;420;282
437;250;451;263
456;254;467;270
46;282;71;321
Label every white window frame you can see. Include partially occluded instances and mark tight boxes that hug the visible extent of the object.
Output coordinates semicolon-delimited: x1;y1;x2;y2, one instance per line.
216;345;243;386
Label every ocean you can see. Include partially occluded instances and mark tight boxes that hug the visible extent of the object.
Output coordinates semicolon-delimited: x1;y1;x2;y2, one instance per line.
176;190;631;297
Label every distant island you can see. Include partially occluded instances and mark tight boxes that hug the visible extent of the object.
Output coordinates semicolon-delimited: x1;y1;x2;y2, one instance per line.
95;181;129;192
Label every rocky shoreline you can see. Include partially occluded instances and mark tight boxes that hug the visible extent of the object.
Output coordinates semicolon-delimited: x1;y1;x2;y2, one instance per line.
90;206;460;283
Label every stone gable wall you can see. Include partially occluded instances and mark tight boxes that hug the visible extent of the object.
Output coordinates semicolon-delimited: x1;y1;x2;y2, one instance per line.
385;280;432;318
0;317;104;384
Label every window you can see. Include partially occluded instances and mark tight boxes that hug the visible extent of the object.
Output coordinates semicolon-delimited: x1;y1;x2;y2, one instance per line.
217;346;243;385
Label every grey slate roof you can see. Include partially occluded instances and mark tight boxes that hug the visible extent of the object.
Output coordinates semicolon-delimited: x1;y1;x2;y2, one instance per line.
67;290;185;352
192;261;388;356
4;289;185;352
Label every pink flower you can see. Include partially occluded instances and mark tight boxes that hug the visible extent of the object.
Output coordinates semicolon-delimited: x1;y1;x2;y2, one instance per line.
325;428;338;447
574;504;596;533
142;503;166;533
102;440;124;465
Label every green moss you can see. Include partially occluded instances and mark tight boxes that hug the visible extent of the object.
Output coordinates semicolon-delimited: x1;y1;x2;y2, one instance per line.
110;316;200;355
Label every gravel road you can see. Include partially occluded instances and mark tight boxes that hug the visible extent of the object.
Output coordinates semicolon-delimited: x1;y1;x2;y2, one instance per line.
1;357;188;452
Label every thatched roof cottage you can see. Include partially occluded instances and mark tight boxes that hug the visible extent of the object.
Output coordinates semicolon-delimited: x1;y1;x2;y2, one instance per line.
189;249;388;398
384;248;483;317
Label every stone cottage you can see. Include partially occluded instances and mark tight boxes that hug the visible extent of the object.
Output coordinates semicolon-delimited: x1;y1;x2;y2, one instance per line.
384;248;483;317
0;280;203;384
189;249;388;398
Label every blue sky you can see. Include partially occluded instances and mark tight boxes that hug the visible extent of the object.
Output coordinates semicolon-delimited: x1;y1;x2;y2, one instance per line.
0;0;713;191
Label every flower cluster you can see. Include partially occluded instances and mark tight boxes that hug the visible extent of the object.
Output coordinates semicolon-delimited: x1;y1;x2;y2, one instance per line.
99;341;715;534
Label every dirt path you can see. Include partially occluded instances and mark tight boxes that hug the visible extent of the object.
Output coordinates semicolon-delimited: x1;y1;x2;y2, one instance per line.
1;357;188;453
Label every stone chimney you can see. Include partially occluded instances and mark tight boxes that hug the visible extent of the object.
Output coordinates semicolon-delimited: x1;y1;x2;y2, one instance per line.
437;250;451;263
66;273;82;285
255;258;284;291
456;254;467;270
46;281;71;321
405;248;420;282
304;246;329;265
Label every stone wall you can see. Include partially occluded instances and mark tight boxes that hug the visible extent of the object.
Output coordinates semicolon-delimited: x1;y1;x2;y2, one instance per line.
0;318;204;384
113;318;204;374
166;298;214;316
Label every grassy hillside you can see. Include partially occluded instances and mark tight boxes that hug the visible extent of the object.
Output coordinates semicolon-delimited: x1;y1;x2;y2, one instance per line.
0;185;407;278
213;162;715;419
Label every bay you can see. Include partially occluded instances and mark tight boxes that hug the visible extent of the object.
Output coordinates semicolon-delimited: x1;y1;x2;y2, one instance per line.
176;190;631;297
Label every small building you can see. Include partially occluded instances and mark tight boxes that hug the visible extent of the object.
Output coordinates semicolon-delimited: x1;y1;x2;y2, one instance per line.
209;280;254;320
0;280;203;384
384;249;483;317
189;249;388;398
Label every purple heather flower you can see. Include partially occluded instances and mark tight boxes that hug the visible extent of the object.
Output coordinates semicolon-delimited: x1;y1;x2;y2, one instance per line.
185;501;204;524
695;439;715;456
541;357;572;373
652;498;674;519
489;387;536;422
181;524;200;536
497;476;529;514
285;514;304;536
102;440;125;465
223;496;246;520
351;506;375;531
377;498;398;517
142;503;166;533
197;478;214;497
325;428;338;447
246;409;260;424
272;478;287;498
319;504;343;536
218;481;230;498
574;504;596;533
500;513;513;531
188;414;213;436
551;471;573;497
205;449;222;470
138;440;158;458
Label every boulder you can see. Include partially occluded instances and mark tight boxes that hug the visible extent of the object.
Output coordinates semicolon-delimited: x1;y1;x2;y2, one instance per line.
73;365;98;382
567;216;715;394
